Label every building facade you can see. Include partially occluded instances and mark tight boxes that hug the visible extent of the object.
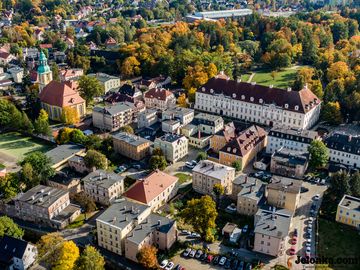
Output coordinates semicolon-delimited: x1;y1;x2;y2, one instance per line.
336;194;360;229
112;132;151;161
138;109;158;128
93;103;134;132
192;160;235;195
195;76;321;130
154;134;188;163
88;73;121;93
144;88;176;110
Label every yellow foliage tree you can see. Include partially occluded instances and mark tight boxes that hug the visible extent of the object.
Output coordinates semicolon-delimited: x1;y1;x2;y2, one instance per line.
327;61;351;81
121;56;141;78
207;63;218;78
37;233;64;266
61;107;80;125
52;241;80;270
177;93;187;108
136;245;158;269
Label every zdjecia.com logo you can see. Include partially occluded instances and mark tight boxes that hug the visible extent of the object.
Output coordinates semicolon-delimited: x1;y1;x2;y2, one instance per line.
294;255;360;266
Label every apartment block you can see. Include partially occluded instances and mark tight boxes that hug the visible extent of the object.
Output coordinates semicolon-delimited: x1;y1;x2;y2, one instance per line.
83;170;125;205
192;160;235;195
154;134;188;163
336;194;360;229
93;103;134;132
162;107;194;126
144;88;176;110
88;72;121;93
112;132;151;161
138;109;158;128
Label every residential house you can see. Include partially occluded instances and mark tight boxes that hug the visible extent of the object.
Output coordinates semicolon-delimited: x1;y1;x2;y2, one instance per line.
8;66;24;83
105;37;117;49
210;122;238;153
266;127;320;154
47;169;82;194
88;73;121;93
45;144;86;170
253;207;293;257
162;120;181;134
219;125;267;171
144;88;176;110
83;170;125;205
335;194;360;229
222;223;242;243
92;102;134;132
195;74;321;130
60;68;84;82
270;148;309;179
68;154;92;174
192;160;235;195
0;236;38;270
138;76;171;90
325;133;360;169
0;52;15;65
154;134;188;163
266;177;302;212
162;107;194;126
125;170;178;210
112;132;151;161
138;109;159;129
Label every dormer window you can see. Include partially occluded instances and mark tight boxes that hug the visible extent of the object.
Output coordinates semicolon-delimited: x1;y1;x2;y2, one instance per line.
202;87;205;92
285;104;289;109
210;89;214;94
295;105;299;111
250;97;254;102
241;95;245;100
232;93;236;98
259;98;263;103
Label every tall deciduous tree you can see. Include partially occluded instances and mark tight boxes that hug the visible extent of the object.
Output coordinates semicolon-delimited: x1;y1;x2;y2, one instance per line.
213;183;224;209
84;149;108;170
78;75;104;105
121;56;141;78
321;102;343;125
75;245;105;270
327;61;350;82
120;125;134;134
149;155;167;171
61;107;80;125
136;245;158;269
34;109;51;136
180;195;218;242
37;233;65;265
0;216;24;238
21;151;55;186
308;140;329;169
52;241;80;270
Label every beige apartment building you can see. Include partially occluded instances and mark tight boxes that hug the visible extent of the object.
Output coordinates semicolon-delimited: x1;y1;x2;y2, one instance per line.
266;177;302;212
253;208;293;257
112;132;151;161
154;134;188;163
83;170;125;205
96;199;177;260
3;185;81;229
47;170;81;194
336;194;360;229
192;160;235;195
88;73;121;93
93;103;134;132
124;170;178;211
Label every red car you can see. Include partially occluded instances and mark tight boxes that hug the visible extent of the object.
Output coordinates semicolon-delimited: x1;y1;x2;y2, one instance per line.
291;236;297;245
289;246;296;255
206;255;213;263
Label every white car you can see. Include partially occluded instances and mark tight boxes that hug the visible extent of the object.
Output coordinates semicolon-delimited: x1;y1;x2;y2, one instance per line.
185;162;195;169
306;239;311;247
314;194;320;201
219;257;227;266
189;249;196;258
183;248;191;257
165;262;174;270
160;260;168;268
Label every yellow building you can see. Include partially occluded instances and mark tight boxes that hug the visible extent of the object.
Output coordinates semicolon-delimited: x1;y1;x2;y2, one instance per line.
219;125;267;171
210;122;237;153
112;132;151;161
336;195;360;229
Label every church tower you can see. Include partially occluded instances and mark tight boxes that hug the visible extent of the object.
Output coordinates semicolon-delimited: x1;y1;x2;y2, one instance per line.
37;51;52;93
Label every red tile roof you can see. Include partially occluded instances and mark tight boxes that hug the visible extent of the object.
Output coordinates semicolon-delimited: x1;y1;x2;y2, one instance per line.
124;170;178;204
144;88;173;101
39;80;85;107
0;52;10;59
39;44;52;49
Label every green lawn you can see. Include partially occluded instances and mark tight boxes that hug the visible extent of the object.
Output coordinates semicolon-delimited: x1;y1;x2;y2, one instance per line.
174;173;191;184
249;66;304;89
317;218;360;270
0;132;54;161
241;74;251;82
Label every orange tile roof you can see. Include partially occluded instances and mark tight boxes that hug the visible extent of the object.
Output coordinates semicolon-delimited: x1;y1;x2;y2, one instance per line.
124;170;178;204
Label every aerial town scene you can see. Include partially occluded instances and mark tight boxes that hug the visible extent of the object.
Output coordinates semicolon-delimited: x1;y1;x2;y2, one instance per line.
0;0;359;270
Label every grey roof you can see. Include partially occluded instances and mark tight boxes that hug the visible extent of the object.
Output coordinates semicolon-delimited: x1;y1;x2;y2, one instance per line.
269;127;319;143
162;119;180;125
157;133;186;143
16;185;68;208
96;199;150;230
112;132;151;146
235;175;265;201
126;213;175;245
267;176;302;194
0;235;31;262
45;144;85;166
93;102;132;116
272;148;309;166
162;107;194;118
193;113;223;126
325;133;360;155
88;72;119;83
83;170;124;189
192;160;234;179
254;207;293;238
339;195;360;211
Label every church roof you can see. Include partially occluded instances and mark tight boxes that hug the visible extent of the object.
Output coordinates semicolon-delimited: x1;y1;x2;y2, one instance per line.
37;51;51;74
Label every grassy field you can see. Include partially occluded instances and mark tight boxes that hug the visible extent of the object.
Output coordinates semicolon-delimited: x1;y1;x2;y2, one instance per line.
174;173;191;184
0;132;53;161
317;218;360;270
249;66;303;89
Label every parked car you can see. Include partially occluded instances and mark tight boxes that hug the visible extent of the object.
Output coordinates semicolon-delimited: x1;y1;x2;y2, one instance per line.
181;230;190;235
254;171;264;178
174;265;182;270
291;236;297;245
213;256;220;265
114;165;127;173
132;164;141;170
237;261;244;270
200;253;207;261
219;257;227;266
314;194;320;201
206;255;213;263
231;259;239;269
185;162;195;169
293;229;298;237
165;262;174;270
191;232;201;238
242;225;249;233
182;248;191;257
225;258;231;269
191;160;197;166
289;246;296;255
306;232;312;239
320;179;326;185
189;250;196;258
306;239;311;247
160;260;168;268
195;250;203;259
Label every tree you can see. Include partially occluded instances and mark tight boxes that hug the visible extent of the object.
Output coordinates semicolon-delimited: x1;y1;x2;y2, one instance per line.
330;171;351;198
308;140;329;169
149;155;167;171
121;56;141;78
69;129;88;145
78;75;104;105
180;195;218;242
327;61;350;82
136;245;158;270
301;27;318;65
75;245;105;270
85;134;103;150
213;183;224;209
56;127;73;144
332;21;349;43
177;93;187;108
51;63;60;82
197;151;207;161
61;107;80;125
120;125;134;134
0;216;24;239
321;102;343;125
84;149;108;170
232;160;242;172
152;148;164;156
70;192;96;213
52;241;80;270
350;172;360;198
37;233;64;265
21;151;55;186
34;109;51;136
0;173;20;199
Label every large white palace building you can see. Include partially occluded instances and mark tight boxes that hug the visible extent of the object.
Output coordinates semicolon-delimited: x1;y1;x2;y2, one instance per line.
194;75;321;130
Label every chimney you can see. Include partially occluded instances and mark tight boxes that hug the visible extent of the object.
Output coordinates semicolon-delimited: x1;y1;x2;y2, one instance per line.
244;176;248;183
158;220;161;226
249;185;253;193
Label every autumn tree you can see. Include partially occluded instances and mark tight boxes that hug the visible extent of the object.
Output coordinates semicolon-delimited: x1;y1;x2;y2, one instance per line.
149;155;167;171
37;233;65;265
321;102;343;125
78;75;104;105
120;125;134;134
75;245;105;270
177;93;187;108
61;107;80;125
196;151;207;161
308;140;329;170
84;149;108;170
213;183;224;209
52;241;80;270
56;127;73;144
70;192;96;213
327;61;350;82
136;245;158;269
34;109;51;136
180;195;218;242
0;173;20;199
121;56;141;78
0;216;24;239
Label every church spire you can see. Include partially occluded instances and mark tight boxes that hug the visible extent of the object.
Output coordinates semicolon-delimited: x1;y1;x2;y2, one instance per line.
37;50;53;92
